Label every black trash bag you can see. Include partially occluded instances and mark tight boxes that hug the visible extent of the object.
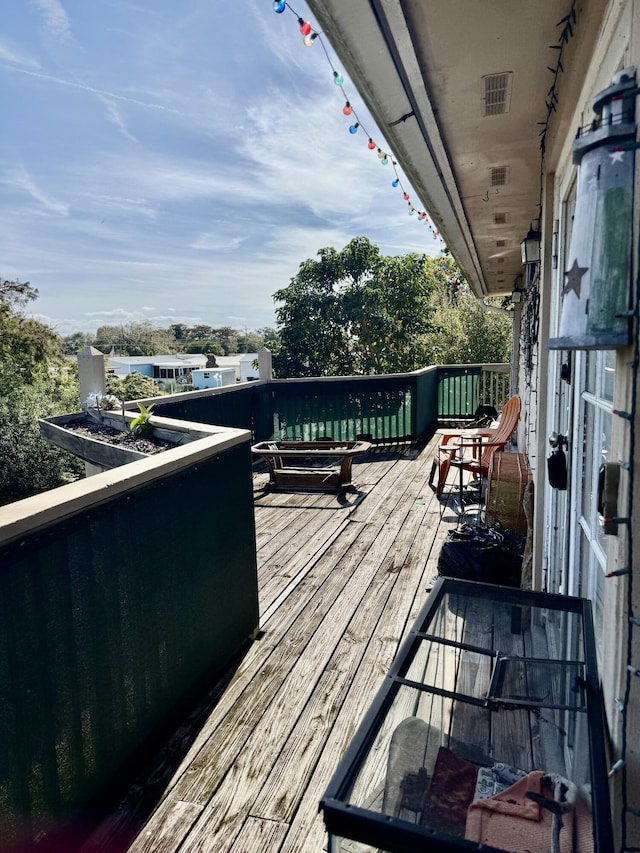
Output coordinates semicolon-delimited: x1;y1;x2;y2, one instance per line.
437;524;523;587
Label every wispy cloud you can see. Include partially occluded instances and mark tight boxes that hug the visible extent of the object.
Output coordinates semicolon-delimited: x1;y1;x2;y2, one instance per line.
5;166;69;216
31;0;72;40
2;65;189;118
98;96;137;142
0;38;41;69
190;233;246;252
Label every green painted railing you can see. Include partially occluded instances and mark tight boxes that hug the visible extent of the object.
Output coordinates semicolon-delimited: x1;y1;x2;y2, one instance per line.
152;370;441;443
0;361;509;846
269;376;417;441
0;440;258;849
150;364;508;442
436;364;510;421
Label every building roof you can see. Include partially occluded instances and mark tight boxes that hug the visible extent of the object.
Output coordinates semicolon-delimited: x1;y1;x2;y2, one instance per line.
108;354;206;367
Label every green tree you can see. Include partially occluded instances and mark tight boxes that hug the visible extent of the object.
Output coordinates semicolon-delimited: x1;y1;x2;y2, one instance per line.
211;327;239;355
271;241;512;377
94;321;176;356
105;371;161;401
63;331;95;355
0;280;83;504
183;340;224;357
272;237;441;377
0;376;84;505
0;278;64;394
425;285;512;365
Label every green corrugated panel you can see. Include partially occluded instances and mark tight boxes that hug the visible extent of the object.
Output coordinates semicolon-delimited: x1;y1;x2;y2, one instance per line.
0;443;258;848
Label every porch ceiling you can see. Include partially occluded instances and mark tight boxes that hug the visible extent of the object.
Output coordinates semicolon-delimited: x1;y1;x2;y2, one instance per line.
305;0;604;298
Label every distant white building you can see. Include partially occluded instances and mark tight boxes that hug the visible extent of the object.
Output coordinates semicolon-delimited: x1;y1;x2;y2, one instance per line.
107;354;207;387
213;354;259;382
191;367;237;390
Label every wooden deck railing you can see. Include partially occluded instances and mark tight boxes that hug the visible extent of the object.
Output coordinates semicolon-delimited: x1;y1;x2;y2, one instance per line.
0;429;258;849
150;363;509;443
0;361;508;847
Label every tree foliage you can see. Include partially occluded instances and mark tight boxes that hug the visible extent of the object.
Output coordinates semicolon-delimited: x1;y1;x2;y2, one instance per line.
425;287;512;365
93;321;177;357
271;239;512;377
0;279;84;504
272;238;438;376
105;371;161;401
0;279;64;394
65;323;278;358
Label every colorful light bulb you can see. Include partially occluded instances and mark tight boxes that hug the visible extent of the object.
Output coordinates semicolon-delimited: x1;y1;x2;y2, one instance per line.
303;32;317;46
381;156;389;165
343;101;352;116
273;0;286;12
333;71;344;86
298;18;312;35
377;148;385;159
403;193;410;201
367;139;376;150
392;179;399;187
349;123;359;134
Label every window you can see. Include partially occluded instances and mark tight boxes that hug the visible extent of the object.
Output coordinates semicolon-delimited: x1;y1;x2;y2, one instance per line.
574;350;614;664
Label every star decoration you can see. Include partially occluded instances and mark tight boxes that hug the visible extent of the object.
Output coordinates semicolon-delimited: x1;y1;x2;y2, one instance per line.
609;147;625;163
563;258;589;298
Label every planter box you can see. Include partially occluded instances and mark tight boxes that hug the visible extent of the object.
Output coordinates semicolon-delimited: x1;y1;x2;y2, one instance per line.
40;411;224;472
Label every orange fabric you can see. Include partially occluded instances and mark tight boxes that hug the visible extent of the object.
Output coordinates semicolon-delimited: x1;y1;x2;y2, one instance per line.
465;771;593;853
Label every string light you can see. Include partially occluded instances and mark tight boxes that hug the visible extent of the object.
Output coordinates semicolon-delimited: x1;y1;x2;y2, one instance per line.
609;758;625;778
606;567;630;578
271;1;445;243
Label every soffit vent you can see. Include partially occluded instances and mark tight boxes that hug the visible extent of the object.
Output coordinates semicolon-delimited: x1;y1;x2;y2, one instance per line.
497;257;505;264
496;239;507;247
490;166;508;186
482;72;513;116
494;212;507;224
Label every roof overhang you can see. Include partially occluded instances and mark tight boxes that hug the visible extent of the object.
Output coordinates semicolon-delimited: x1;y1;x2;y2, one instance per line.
306;0;605;298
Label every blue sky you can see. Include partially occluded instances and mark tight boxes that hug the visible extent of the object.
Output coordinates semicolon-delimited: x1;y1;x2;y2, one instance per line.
2;0;441;336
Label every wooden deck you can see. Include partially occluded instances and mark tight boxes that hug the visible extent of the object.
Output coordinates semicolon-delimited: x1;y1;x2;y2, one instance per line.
82;435;481;852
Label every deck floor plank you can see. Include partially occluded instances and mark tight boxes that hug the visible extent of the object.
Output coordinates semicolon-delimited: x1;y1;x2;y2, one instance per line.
83;436;551;853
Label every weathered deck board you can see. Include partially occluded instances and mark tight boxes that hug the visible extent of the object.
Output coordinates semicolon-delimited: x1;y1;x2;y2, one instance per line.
81;437;549;853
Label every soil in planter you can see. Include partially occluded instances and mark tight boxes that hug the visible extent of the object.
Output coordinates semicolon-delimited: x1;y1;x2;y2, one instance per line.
64;421;173;455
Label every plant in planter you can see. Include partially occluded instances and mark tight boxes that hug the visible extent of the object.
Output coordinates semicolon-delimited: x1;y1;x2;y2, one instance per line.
129;403;155;438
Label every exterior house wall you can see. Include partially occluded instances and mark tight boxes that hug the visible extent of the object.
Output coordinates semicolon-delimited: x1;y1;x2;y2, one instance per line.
191;368;236;389
239;354;259;382
519;1;640;843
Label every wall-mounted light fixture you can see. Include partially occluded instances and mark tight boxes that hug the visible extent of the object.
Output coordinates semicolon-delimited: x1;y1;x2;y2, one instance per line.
520;225;541;266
